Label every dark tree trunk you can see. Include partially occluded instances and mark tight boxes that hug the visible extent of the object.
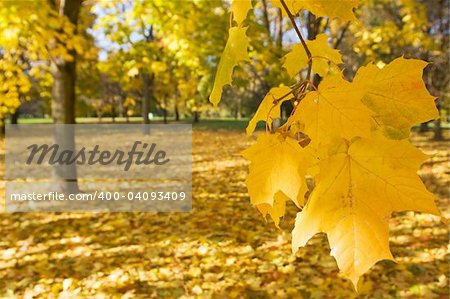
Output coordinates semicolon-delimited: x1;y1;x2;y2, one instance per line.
10;110;19;124
307;13;323;39
433;119;443;140
235;97;242;120
193;111;200;123
141;72;154;135
174;103;180;121
0;118;5;137
163;109;167;124
419;122;429;132
50;0;82;194
119;93;125;118
111;103;116;123
433;102;443;140
261;0;271;41
275;9;283;51
306;13;324;86
432;1;447;141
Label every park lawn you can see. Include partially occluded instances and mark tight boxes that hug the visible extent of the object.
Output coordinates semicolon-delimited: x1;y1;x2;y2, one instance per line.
0;128;448;298
11;117;450;133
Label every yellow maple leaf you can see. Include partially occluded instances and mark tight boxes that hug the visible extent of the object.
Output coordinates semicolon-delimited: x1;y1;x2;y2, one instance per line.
242;132;310;225
292;133;440;288
271;0;359;22
246;86;292;135
230;0;253;25
210;26;250;107
353;57;439;139
257;191;290;228
288;75;372;144
283;33;342;78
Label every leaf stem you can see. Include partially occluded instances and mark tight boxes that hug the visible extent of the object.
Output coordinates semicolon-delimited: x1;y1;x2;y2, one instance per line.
273;82;303;104
279;0;312;81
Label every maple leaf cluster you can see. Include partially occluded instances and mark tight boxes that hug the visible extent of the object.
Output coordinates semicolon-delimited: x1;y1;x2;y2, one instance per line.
210;0;441;289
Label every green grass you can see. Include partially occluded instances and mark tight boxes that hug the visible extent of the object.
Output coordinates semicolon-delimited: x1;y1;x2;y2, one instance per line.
192;118;250;131
12;116;450;132
16;117;143;124
14;117;253;131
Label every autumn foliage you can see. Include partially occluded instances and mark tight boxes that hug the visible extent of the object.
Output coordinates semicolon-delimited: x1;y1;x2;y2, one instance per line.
211;0;442;288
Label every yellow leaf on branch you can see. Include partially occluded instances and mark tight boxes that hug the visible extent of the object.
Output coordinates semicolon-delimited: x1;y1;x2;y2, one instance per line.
354;57;439;139
210;26;250;106
288;75;372;144
283;33;342;78
230;0;253;25
242;132;310;225
271;0;360;22
246;86;292;135
292;133;440;288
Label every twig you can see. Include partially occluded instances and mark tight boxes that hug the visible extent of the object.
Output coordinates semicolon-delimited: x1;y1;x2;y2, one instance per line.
334;22;350;49
279;0;312;81
273;82;303;104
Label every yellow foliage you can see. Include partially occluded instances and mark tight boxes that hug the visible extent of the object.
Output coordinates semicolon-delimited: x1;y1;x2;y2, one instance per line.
241;132;310;226
246;86;291;135
0;0;90;117
349;0;432;63
283;34;342;78
292;133;440;287
232;47;440;287
0;56;31;117
210;26;250;106
289;75;372;143
230;0;253;25
271;0;360;21
353;57;439;139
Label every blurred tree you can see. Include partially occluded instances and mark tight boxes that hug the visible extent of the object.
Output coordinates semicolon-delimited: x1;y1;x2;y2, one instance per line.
0;0;98;191
48;0;84;192
233;0;291;119
245;0;447;136
332;0;448;139
93;0;229;124
94;0;170;132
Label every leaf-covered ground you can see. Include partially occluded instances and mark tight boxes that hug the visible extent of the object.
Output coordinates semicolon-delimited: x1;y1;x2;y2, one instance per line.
0;129;448;298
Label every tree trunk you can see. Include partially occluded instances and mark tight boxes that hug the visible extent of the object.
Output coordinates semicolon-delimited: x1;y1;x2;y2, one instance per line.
162;110;167;123
174;103;180;121
236;97;242;119
432;1;447;141
193;111;200;123
307;13;324;86
261;0;272;42
0;118;5;137
419;122;429;132
433;102;443;140
111;103;116;123
10;110;19;124
50;0;82;194
433;119;443;140
141;72;154;135
119;93;125;118
275;9;283;51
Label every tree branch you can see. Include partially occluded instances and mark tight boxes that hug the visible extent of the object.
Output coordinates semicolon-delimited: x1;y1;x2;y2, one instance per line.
334;22;350;49
279;0;312;82
261;0;272;44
